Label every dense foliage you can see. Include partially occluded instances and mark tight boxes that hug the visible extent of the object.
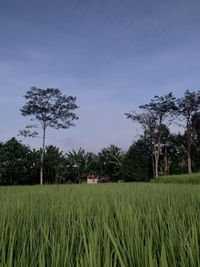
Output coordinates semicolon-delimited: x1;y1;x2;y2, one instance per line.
122;139;152;181
0;132;200;185
0;141;127;185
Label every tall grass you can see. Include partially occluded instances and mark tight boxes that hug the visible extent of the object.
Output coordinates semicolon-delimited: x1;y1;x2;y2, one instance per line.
0;184;199;266
152;173;200;184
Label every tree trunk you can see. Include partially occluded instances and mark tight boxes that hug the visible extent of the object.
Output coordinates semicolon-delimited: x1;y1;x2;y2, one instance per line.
152;153;155;178
40;126;46;185
154;143;160;179
187;131;192;174
164;145;168;176
155;155;159;179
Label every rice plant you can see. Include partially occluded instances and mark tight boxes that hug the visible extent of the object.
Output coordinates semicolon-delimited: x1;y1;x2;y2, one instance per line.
0;183;199;266
152;173;200;184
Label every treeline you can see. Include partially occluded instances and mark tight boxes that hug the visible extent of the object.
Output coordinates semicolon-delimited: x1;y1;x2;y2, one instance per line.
1;89;200;185
0;139;127;185
0;130;200;185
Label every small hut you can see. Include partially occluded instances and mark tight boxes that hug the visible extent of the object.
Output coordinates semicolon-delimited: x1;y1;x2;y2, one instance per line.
87;172;98;184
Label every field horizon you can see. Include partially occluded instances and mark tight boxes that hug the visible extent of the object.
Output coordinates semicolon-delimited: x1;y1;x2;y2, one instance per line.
151;172;200;184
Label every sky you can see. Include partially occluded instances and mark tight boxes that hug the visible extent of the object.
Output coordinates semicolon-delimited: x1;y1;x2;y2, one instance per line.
0;0;200;153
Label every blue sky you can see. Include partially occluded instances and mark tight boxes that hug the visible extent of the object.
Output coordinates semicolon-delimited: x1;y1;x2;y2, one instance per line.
0;0;200;153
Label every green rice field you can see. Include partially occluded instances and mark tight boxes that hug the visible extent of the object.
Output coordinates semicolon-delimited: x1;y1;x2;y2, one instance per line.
0;183;200;266
151;173;200;184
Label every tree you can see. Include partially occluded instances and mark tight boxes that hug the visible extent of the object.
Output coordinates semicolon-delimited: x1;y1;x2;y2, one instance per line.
66;148;86;182
125;93;176;178
20;87;79;185
0;138;32;185
98;145;124;181
166;133;187;174
80;152;99;177
176;90;200;174
43;146;67;184
122;138;152;182
191;112;200;172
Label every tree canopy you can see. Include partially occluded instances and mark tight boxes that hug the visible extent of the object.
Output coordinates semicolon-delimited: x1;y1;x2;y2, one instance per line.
20;87;79;185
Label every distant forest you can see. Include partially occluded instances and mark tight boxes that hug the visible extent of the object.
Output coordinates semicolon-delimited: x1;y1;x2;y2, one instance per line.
0;89;200;185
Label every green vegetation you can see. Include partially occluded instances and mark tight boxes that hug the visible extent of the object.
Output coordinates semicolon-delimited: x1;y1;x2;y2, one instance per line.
1;89;200;185
20;87;79;185
152;173;200;184
125;90;200;179
0;183;199;266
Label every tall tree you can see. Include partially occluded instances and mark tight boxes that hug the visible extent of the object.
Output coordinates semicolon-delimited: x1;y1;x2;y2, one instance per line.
20;87;79;185
125;93;176;178
176;90;200;174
